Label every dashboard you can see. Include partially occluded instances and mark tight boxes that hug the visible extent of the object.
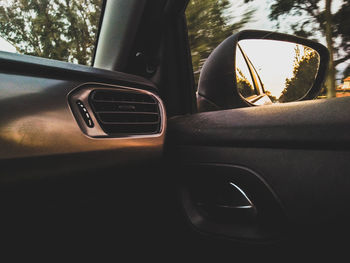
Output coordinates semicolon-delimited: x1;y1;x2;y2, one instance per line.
0;52;166;180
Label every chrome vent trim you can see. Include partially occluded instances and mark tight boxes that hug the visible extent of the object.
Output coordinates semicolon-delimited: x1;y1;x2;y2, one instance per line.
68;83;166;138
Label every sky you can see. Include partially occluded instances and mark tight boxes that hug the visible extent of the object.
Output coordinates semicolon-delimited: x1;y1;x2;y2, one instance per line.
0;37;16;53
232;0;343;35
230;0;274;32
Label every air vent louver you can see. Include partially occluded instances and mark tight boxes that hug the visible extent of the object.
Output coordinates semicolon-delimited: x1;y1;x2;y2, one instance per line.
90;89;161;135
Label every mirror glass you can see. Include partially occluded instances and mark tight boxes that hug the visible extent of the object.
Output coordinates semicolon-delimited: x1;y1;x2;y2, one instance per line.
236;39;320;105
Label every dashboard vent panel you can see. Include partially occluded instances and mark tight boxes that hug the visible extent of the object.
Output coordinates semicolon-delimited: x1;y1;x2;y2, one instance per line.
89;89;161;135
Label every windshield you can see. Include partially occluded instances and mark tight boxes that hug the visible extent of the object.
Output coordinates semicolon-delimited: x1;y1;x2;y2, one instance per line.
0;0;105;66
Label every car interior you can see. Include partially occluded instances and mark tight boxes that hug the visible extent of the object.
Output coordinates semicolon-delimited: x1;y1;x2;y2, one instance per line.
1;0;350;260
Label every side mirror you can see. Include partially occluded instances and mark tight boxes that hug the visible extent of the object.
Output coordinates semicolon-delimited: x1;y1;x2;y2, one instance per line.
197;30;329;111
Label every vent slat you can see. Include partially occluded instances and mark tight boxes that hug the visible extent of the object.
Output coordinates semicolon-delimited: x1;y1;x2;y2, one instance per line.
98;112;159;123
96;111;159;115
89;89;161;135
92;90;155;103
91;99;157;105
100;121;160;125
92;101;158;113
101;123;160;134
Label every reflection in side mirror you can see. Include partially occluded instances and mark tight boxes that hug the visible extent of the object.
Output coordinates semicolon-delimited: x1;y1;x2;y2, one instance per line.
236;39;320;105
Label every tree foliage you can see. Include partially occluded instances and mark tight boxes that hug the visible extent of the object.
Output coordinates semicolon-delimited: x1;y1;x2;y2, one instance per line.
279;46;319;102
0;0;103;65
236;68;255;97
343;65;350;80
334;0;350;79
186;0;254;86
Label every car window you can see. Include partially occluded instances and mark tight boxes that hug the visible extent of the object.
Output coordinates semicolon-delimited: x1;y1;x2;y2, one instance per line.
0;0;104;66
186;0;350;99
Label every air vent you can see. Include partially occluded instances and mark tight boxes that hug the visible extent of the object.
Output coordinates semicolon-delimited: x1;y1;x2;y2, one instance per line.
89;89;161;135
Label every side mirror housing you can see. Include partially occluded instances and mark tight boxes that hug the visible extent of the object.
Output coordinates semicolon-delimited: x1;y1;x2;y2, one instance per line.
197;30;329;111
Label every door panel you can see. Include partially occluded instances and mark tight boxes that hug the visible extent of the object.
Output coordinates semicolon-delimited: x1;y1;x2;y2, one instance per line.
166;97;350;254
168;97;350;148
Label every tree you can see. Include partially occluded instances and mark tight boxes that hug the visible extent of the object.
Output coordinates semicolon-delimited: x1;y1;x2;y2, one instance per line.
279;46;319;102
0;0;103;65
343;66;350;79
245;0;350;98
186;0;254;86
324;0;336;97
334;1;350;79
266;91;277;103
236;68;255;97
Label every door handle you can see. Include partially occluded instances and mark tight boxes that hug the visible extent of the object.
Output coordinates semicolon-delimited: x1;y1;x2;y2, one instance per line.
194;181;258;223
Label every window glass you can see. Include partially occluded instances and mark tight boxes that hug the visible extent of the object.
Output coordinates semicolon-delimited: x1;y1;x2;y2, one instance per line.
186;0;350;99
0;0;104;66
